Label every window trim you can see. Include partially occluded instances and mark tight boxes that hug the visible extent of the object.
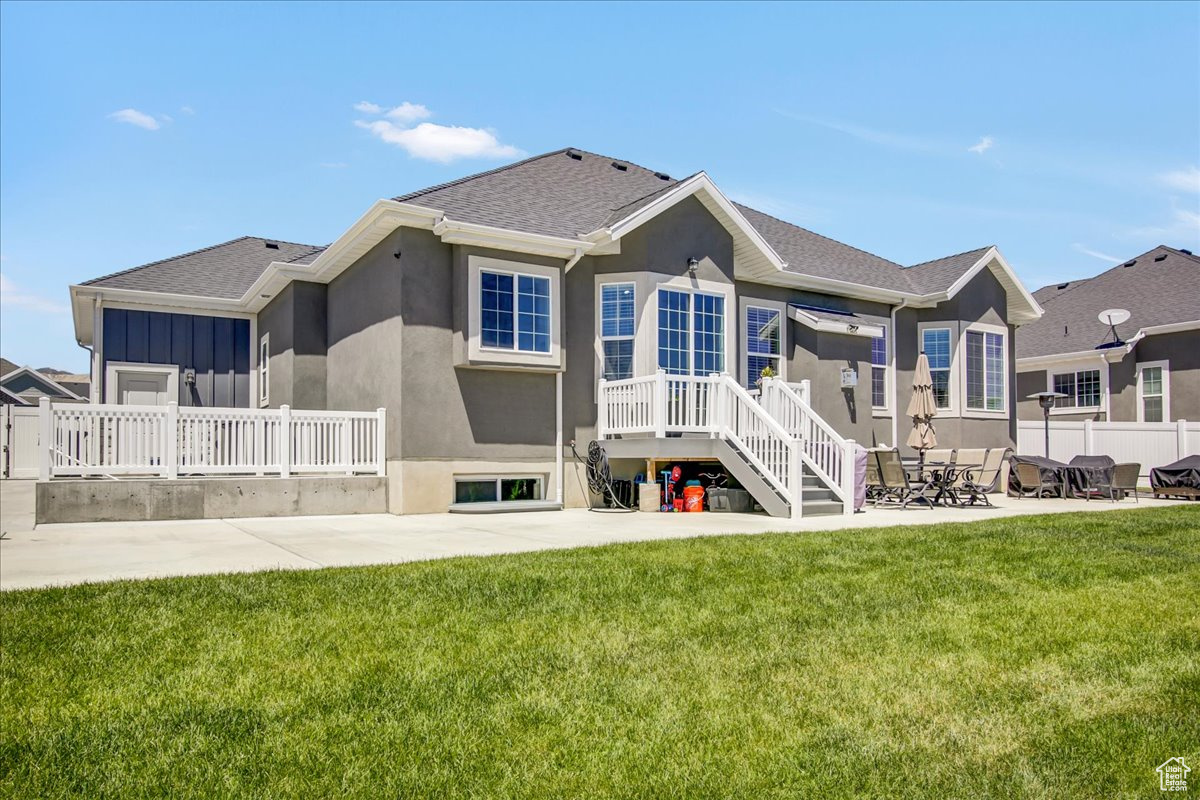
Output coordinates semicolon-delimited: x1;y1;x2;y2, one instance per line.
453;474;545;504
104;362;180;405
1047;366;1105;414
656;285;728;377
1135;359;1170;423
743;302;786;388
917;322;957;415
259;333;270;407
598;281;636;381
962;322;1008;416
466;255;561;370
871;323;889;413
479;267;551;355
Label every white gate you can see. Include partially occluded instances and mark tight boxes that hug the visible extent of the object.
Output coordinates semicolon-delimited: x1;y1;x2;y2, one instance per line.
2;405;40;479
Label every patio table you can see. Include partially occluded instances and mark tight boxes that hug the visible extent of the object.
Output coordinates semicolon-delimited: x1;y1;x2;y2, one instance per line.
1065;455;1117;499
902;461;981;506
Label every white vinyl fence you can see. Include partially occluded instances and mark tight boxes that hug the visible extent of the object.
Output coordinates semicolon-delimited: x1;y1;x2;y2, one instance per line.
1016;419;1198;476
29;399;386;480
2;405;41;479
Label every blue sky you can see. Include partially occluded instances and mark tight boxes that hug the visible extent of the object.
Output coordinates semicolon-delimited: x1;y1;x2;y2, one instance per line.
2;1;1197;372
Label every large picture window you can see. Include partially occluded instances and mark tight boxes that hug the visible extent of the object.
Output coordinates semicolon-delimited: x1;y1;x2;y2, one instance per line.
481;270;550;354
871;326;887;409
658;289;725;376
921;327;952;409
600;283;635;380
965;328;1005;411
1052;369;1101;409
745;306;781;388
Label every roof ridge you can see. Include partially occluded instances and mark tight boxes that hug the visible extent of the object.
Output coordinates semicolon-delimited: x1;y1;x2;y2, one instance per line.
906;244;993;270
1040;245;1195;308
285;245;328;263
1160;244;1200;265
732;201;904;269
393;148;573;203
82;236;320;287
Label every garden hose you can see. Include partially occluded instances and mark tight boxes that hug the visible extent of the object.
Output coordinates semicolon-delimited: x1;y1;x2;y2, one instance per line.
570;440;634;512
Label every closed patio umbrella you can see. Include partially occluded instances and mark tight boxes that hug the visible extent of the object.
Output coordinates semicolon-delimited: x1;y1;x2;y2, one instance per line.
906;352;938;463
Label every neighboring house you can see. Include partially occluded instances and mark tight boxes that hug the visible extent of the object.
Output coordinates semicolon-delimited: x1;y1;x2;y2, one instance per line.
69;147;1042;514
1016;245;1199;423
0;365;88;405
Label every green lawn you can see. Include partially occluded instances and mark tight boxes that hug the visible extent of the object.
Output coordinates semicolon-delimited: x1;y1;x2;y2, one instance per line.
3;508;1198;798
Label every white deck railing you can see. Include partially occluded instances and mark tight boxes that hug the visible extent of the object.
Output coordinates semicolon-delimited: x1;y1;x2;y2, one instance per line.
37;399;385;480
598;371;804;518
760;377;855;506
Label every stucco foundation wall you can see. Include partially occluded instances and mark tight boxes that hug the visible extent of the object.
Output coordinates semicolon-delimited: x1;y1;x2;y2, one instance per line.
36;476;387;524
387;458;572;514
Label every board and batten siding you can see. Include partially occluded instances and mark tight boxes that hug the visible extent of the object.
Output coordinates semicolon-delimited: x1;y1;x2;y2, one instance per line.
101;308;251;407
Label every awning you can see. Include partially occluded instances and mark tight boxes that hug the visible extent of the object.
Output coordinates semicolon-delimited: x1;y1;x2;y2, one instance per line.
787;303;886;338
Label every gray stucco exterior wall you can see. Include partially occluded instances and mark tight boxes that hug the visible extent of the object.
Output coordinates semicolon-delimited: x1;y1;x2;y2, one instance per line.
258;281;328;409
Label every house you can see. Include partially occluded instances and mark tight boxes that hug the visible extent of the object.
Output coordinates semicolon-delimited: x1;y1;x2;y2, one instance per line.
1015;246;1199;423
68;147;1042;516
0;362;89;405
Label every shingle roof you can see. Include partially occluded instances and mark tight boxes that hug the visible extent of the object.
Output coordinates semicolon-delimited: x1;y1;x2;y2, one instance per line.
1016;246;1200;358
904;245;994;293
83;236;323;299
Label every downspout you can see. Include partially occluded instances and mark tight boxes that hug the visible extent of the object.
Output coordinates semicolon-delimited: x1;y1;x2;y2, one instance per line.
556;248;583;506
890;298;911;449
74;294;102;402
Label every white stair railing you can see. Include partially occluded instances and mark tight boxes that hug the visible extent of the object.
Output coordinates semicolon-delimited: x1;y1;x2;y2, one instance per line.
759;378;855;513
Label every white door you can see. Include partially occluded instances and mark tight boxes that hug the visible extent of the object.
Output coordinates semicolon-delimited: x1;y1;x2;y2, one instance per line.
117;373;170;405
2;406;40;479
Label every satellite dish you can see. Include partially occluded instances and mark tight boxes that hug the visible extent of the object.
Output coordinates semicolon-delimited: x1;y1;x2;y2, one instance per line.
1098;308;1131;326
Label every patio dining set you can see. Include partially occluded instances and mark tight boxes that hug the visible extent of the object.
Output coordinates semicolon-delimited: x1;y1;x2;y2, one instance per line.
1007;454;1141;502
865;447;1010;509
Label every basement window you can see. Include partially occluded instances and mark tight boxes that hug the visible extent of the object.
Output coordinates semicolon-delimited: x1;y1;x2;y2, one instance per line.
454;476;544;504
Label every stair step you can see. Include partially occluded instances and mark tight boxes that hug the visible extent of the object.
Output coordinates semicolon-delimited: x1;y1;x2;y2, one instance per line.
802;488;838;503
801;500;844;517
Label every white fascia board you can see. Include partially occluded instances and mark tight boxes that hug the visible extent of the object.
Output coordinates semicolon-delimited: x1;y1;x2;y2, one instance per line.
431;217;593;260
600;173;789;272
938;247;1044;324
1016;319;1200;369
788;306;884;338
1017;350;1114;369
0;366;86;401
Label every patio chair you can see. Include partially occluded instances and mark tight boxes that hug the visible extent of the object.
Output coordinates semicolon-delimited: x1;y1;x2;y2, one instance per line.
865;452;883;504
874;448;933;509
947;448;988;495
1092;463;1141;503
958;447;1011;506
1013;462;1063;499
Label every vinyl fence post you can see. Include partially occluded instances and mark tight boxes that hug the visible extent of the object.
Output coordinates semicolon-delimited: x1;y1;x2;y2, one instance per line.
38;397;51;482
1178;418;1188;460
1083;418;1094;456
254;415;265;476
376;408;387;477
165;401;178;479
279;404;291;479
341;416;352;476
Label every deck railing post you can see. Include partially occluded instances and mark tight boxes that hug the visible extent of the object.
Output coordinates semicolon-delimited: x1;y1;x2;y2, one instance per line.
654;369;667;438
376;408;387;477
709;373;722;437
165;402;178;479
341;415;352;475
789;439;802;520
597;378;608;439
254;415;265;476
279;404;291;479
38;397;51;481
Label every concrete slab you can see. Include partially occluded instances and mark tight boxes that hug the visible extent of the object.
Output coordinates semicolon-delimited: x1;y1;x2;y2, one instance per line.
1;478;1192;591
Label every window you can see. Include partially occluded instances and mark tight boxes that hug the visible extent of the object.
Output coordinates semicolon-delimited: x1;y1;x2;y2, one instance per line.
965;328;1005;411
1137;361;1169;422
871;326;887;409
921;327;952;409
481;270;550;353
259;333;270;406
745;306;782;388
600;283;635;380
1051;369;1101;409
658;289;724;376
454;476;544;504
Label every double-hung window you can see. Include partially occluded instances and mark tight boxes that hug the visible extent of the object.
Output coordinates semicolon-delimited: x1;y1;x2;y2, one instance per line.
745;306;781;388
1052;369;1101;409
1137;361;1169;422
600;283;635;380
658;289;724;376
965;328;1005;411
871;326;887;409
921;327;952;409
481;270;550;353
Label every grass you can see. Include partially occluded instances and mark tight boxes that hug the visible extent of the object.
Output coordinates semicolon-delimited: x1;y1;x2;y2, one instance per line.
2;507;1198;799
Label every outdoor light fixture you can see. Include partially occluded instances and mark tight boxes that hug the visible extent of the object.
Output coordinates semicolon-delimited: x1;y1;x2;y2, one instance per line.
687;257;699;274
1028;391;1068;458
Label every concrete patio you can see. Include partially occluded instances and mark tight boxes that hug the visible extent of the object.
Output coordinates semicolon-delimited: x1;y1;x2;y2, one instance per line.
1;480;1190;591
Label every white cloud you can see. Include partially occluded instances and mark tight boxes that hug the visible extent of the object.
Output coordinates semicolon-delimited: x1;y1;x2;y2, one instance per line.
356;120;521;163
108;108;161;130
384;102;432;123
1071;243;1122;263
354;101;383;113
774;110;940;153
0;274;68;314
1159;166;1200;193
1126;207;1200;240
968;136;994;155
180;105;195;115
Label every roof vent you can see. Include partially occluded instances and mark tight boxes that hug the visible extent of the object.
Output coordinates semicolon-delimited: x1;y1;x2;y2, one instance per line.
611;161;628;171
1122;260;1136;267
1154;254;1168;262
654;171;670;181
1057;282;1069;289
1180;248;1193;255
566;150;582;161
264;242;280;250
